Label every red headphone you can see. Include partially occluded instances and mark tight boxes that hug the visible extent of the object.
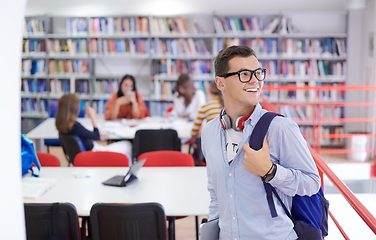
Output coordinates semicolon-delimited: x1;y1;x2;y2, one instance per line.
219;109;250;131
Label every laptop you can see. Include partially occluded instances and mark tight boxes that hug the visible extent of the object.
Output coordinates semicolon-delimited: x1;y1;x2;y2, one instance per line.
102;158;147;187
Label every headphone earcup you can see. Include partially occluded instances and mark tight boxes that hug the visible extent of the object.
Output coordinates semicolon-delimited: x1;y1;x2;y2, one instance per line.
233;115;246;131
220;113;232;130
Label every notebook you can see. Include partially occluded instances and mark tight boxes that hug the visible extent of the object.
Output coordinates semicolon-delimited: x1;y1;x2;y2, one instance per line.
102;158;147;187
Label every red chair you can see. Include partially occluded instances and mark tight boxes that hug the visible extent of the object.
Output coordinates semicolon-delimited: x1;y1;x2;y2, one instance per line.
138;150;194;167
136;150;195;239
74;151;130;167
36;152;60;167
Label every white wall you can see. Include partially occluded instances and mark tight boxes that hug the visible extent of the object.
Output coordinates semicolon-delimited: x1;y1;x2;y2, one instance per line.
25;0;347;16
0;1;27;240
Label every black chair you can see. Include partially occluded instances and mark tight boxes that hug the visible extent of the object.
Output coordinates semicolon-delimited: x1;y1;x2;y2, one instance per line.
58;133;86;166
90;202;167;240
24;202;80;240
132;129;181;162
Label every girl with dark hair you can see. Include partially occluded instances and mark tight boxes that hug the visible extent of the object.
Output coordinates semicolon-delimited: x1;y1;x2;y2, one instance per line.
56;93;132;160
104;74;148;120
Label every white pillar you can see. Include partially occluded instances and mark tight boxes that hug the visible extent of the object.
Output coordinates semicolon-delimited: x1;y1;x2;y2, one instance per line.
0;1;27;240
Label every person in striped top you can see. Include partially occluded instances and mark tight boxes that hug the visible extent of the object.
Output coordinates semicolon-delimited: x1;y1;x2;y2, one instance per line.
191;81;224;137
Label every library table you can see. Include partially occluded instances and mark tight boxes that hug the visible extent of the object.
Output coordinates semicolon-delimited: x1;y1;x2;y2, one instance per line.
24;166;210;240
26;116;193;151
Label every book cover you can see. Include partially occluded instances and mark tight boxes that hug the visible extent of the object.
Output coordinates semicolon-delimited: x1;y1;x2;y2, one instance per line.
22;177;57;201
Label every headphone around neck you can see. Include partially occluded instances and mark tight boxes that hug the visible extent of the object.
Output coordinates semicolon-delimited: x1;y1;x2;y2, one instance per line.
219;109;250;131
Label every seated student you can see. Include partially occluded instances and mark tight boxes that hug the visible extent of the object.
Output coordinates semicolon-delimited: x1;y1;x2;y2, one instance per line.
165;74;206;120
56;93;132;160
104;74;148;120
191;81;224;137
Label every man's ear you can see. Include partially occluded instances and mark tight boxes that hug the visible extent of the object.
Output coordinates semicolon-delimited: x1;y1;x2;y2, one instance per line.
215;76;224;90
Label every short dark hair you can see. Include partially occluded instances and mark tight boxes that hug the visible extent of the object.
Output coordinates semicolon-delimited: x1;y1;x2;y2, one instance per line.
214;46;257;77
176;74;191;89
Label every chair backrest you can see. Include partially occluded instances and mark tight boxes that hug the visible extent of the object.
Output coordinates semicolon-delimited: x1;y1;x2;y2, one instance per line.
58;133;86;166
74;151;130;167
24;202;80;240
36;152;61;167
138;150;195;167
132;129;181;162
90;202;167;240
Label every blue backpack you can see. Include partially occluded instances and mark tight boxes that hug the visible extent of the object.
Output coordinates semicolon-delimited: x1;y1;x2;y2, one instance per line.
250;112;329;240
21;134;41;177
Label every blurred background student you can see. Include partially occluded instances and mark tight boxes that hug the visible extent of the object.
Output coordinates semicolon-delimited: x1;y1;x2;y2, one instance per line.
56;93;132;160
104;74;148;120
191;81;224;137
165;74;206;120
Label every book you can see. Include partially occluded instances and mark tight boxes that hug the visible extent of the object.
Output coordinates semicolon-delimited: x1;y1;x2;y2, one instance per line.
22;177;57;201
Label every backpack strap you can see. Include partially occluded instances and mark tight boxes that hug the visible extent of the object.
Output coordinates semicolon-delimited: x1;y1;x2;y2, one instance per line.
249;112;282;218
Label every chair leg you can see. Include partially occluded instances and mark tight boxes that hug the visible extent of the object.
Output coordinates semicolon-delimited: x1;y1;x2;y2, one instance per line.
195;216;199;240
168;216;176;240
46;145;50;153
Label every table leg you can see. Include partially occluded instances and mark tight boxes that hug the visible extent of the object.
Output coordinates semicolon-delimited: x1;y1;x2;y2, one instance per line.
168;216;176;240
34;138;44;152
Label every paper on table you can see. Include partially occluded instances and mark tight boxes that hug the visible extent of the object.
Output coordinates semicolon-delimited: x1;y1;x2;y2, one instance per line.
22;177;57;201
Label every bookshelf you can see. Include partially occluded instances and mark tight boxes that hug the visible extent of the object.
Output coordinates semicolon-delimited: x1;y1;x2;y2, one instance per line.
21;12;348;147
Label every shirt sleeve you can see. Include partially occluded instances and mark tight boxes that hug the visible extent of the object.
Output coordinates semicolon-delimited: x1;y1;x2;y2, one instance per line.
267;118;320;196
104;94;117;120
71;122;100;141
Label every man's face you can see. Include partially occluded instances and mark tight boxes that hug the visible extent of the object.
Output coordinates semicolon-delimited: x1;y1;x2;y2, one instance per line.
216;55;264;111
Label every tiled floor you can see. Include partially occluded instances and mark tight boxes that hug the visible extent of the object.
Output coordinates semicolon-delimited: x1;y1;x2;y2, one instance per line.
45;145;376;240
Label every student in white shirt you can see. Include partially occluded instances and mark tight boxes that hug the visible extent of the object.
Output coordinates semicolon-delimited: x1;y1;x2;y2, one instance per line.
165;74;206;120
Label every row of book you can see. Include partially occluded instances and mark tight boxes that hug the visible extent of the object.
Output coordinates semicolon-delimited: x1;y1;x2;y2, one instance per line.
151;38;211;56
90;38;150;55
48;39;89;56
279;59;346;78
21;79;48;94
24;19;46;36
21;98;48;115
263;82;346;102
150;17;204;35
23;39;46;56
21;59;90;76
92;79;120;96
280;38;347;57
213;16;261;33
66;18;88;35
152;59;212;77
214;38;278;56
89;17;149;35
48;60;89;76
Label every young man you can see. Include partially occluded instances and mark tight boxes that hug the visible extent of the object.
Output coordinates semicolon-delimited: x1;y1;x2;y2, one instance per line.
201;46;320;239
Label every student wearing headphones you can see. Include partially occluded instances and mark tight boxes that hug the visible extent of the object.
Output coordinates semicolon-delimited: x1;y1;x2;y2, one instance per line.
201;46;320;239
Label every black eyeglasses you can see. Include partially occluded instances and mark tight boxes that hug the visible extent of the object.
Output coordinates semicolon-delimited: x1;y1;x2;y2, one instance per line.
219;68;267;82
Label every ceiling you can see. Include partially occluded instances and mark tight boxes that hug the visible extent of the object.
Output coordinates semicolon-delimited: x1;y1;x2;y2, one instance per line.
25;0;349;16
